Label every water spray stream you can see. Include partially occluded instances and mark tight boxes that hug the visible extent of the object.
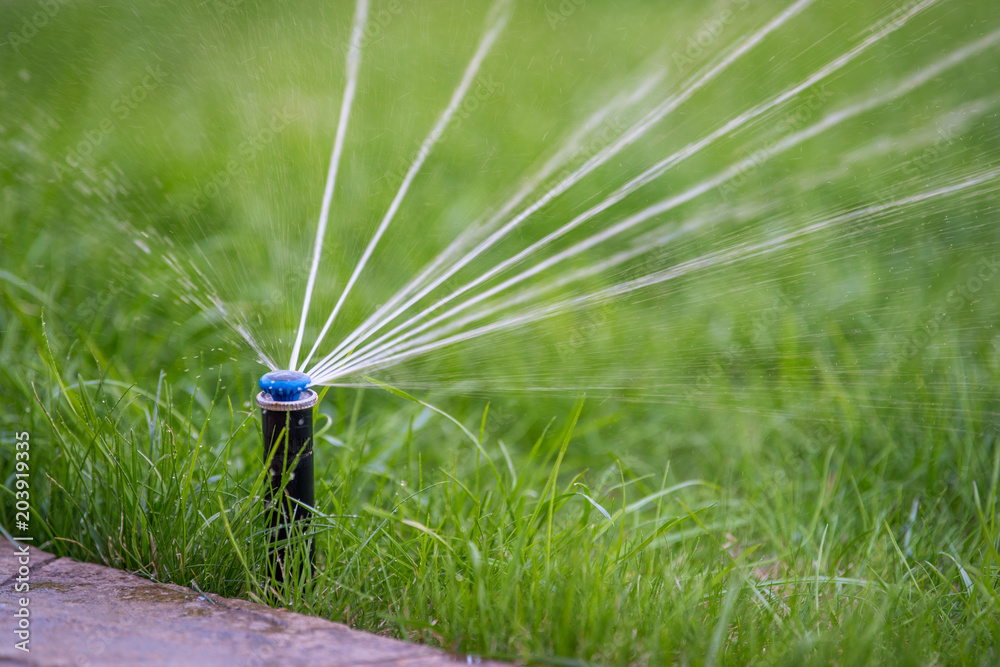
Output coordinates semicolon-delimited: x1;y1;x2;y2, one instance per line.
306;0;817;380
299;0;513;371
288;0;370;371
325;169;1000;380
307;0;944;383
311;28;1000;382
314;71;666;370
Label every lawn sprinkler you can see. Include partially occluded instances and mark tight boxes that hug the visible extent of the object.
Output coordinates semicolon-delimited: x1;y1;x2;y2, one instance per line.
256;370;317;582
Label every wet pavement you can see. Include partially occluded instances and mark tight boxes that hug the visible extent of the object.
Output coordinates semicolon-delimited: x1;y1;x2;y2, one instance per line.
0;539;506;666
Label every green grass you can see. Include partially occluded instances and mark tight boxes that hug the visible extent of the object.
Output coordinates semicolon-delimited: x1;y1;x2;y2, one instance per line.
3;0;1000;664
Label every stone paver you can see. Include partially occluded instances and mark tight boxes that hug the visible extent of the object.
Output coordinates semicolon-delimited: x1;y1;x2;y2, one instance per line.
0;539;507;666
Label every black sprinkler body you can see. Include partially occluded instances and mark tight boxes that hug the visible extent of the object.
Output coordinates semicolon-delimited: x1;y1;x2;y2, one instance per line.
257;370;318;582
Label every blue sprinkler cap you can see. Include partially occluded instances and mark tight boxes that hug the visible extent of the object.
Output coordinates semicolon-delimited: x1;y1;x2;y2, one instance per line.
259;370;312;402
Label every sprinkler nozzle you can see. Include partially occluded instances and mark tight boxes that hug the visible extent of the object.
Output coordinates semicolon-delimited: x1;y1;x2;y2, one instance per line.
259;370;312;402
256;370;319;583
